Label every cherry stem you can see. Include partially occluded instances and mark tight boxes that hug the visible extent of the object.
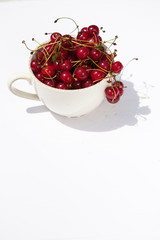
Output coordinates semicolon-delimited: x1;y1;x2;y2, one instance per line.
22;40;34;51
54;17;79;34
120;57;138;78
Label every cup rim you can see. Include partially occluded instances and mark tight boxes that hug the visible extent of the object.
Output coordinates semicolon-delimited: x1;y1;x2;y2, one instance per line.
28;41;111;92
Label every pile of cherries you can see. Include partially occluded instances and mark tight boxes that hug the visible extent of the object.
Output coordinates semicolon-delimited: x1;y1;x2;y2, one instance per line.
25;19;124;104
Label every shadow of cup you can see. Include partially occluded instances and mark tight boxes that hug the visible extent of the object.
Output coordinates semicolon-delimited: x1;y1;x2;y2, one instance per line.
27;78;151;132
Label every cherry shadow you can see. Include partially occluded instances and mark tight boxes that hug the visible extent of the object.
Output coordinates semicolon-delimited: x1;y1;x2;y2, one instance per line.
26;78;151;132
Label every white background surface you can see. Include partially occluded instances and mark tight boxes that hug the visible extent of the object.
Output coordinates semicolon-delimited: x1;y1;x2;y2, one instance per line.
0;0;160;239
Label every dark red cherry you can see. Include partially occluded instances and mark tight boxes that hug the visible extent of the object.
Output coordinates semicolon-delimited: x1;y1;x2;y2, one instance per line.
98;60;110;71
90;69;105;81
81;79;93;88
60;60;72;71
77;47;89;60
113;81;124;96
56;82;68;89
88;25;99;36
90;48;101;61
105;86;119;99
107;94;120;103
31;60;41;74
50;32;62;43
41;65;55;77
75;67;89;81
111;61;123;73
60;71;73;84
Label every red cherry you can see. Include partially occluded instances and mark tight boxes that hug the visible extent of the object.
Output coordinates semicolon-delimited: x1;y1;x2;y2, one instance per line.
72;80;81;89
90;69;105;81
77;32;89;41
43;79;56;87
75;67;89;81
81;27;89;34
101;54;113;63
105;86;119;99
57;49;68;60
31;60;41;74
53;60;61;71
60;71;73;84
113;81;124;96
88;25;99;36
56;82;68;89
98;36;102;43
37;49;45;61
35;73;45;82
111;61;123;73
81;79;93;88
107;94;120;104
98;60;110;71
41;65;55;77
60;60;72;71
77;47;89;60
87;35;99;46
62;34;72;48
50;32;62;43
90;48;101;61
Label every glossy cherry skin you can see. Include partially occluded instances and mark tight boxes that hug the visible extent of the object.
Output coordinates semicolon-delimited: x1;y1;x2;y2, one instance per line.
50;32;62;43
72;80;81;89
60;71;73;84
90;69;105;81
113;81;124;96
98;60;110;71
31;60;41;74
77;47;89;60
105;86;119;99
81;79;93;88
60;60;72;71
90;48;101;61
75;67;89;81
111;61;123;73
41;65;55;78
107;94;120;103
56;82;68;89
88;25;99;36
43;79;56;87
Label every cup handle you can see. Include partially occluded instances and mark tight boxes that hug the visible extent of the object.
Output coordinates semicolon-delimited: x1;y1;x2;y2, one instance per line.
8;72;39;101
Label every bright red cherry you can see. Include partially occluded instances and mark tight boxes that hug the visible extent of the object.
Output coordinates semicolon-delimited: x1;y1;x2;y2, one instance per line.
43;79;56;87
111;61;123;73
105;86;119;99
75;67;89;81
88;25;99;36
41;65;55;77
35;73;45;82
90;48;101;61
107;94;120;104
81;27;89;34
56;82;68;89
81;79;93;88
60;60;72;71
98;60;110;71
77;47;89;60
90;69;105;81
31;60;41;73
60;71;73;84
113;81;124;96
50;32;62;43
53;60;61;71
77;32;89;41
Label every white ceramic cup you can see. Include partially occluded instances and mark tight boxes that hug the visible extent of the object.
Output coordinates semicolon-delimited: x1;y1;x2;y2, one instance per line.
8;52;110;117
